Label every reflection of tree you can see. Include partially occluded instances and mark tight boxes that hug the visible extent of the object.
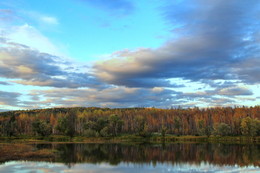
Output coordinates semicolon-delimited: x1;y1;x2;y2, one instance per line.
47;143;260;168
2;143;258;168
82;144;123;165
55;144;78;168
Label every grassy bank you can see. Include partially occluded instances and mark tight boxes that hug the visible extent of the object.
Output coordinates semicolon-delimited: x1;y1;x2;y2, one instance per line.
0;135;260;144
0;143;55;163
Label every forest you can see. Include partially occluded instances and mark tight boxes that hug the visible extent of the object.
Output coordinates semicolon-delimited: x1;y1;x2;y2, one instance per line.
0;106;259;138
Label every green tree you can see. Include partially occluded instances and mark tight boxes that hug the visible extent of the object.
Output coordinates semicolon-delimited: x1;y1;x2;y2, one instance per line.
134;116;145;135
84;121;97;132
241;117;260;136
108;114;124;136
134;116;150;137
214;123;231;136
56;114;75;137
84;129;98;137
84;117;111;137
32;119;52;136
100;126;110;137
161;125;167;138
96;117;108;133
197;120;206;136
205;125;212;137
4;115;17;137
173;117;181;135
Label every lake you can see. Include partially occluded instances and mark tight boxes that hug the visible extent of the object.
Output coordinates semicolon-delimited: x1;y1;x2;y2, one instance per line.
0;143;259;173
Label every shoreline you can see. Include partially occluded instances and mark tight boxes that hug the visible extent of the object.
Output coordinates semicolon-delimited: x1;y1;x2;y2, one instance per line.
1;135;260;144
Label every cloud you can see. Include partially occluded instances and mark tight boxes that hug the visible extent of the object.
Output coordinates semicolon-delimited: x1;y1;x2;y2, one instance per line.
80;0;135;16
181;86;253;99
0;0;259;109
0;81;11;85
22;10;59;26
0;90;21;106
29;86;178;108
26;85;254;109
0;38;103;88
0;9;15;22
94;0;260;88
177;85;255;107
5;24;62;56
40;16;59;25
218;86;253;96
233;57;260;84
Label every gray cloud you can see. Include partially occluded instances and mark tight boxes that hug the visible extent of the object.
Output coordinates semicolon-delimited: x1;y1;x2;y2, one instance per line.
0;90;21;106
94;0;260;88
181;86;253;99
175;85;254;107
0;85;252;110
0;81;11;85
217;86;253;96
199;97;236;107
233;57;260;84
28;87;179;108
25;85;253;109
0;38;104;88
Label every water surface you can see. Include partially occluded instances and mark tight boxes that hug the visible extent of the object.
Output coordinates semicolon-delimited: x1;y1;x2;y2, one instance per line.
0;143;259;173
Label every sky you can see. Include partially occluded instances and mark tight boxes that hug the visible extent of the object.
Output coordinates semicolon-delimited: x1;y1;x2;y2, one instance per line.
0;0;259;111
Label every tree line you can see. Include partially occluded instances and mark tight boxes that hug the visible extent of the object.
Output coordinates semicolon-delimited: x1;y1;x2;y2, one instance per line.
0;106;259;137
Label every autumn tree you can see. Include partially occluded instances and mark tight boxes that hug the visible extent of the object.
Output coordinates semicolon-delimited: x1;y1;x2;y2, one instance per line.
0;106;259;137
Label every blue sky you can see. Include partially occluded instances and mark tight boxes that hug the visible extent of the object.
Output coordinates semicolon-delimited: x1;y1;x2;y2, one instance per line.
0;0;259;110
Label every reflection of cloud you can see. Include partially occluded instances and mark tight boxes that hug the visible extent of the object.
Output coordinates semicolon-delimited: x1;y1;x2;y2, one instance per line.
0;161;259;173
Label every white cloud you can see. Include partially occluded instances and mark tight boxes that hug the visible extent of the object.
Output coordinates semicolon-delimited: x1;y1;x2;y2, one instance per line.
6;24;61;56
20;10;59;26
40;16;59;25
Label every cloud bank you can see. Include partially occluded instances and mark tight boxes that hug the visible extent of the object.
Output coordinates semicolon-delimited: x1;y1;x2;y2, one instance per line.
94;0;260;88
0;0;259;109
0;38;102;88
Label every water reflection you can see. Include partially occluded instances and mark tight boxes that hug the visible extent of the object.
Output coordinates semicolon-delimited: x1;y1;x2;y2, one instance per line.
37;143;260;167
0;143;260;172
